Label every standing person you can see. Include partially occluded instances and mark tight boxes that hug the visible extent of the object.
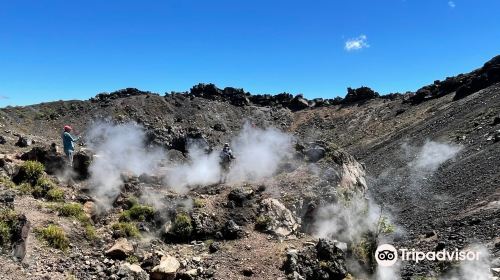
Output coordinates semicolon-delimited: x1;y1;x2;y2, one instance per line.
219;143;235;183
62;125;79;167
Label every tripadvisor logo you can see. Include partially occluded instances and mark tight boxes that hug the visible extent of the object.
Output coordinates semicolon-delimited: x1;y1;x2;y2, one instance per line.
375;244;481;266
375;244;398;267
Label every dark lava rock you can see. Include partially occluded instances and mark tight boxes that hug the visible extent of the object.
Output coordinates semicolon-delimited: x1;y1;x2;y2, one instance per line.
283;239;347;280
209;242;220;253
73;150;92;179
242;268;254;277
15;136;32;147
343;86;379;104
227;188;254;207
222;219;244;240
20;146;66;175
0;136;6;144
191;211;219;238
0;190;15;208
213;123;226;132
11;214;30;260
288;95;310;111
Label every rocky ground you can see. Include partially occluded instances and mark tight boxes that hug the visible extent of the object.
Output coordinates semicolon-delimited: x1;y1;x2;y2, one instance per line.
0;55;498;280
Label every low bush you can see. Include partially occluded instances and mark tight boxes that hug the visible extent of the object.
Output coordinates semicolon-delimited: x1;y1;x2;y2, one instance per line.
255;215;273;231
37;224;69;250
111;222;140;238
171;213;193;240
16;161;45;184
193;198;206;208
120;204;154;222
46;187;65;202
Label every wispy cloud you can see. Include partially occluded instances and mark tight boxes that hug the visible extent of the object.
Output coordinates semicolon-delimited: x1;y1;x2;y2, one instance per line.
0;95;9;100
344;34;369;51
448;1;456;8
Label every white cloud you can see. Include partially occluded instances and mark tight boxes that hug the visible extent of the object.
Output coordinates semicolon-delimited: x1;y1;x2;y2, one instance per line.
448;1;456;8
344;34;369;51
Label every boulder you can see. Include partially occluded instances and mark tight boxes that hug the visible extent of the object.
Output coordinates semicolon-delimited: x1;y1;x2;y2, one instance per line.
304;145;326;162
150;255;180;280
227;188;254;207
0;136;6;144
288;95;310;111
191;211;218;238
15;136;32;147
257;198;298;237
11;214;30;260
20;146;65;174
73;149;92;179
343;87;379;104
0;190;15;208
105;238;134;260
117;262;150;280
222;219;244;240
83;201;97;220
283;239;347;280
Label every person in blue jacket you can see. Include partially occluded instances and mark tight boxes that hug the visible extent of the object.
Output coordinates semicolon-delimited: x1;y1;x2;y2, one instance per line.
62;125;80;166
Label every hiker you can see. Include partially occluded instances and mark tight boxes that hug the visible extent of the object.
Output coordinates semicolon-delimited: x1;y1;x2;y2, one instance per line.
219;143;235;183
62;125;80;166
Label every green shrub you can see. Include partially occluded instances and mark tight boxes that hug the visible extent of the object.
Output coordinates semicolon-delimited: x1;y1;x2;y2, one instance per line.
171;213;193;239
120;204;154;222
0;176;15;189
193;198;206;208
255;215;273;230
46;187;65;202
111;222;140;238
351;232;377;270
84;224;97;240
0;209;19;246
57;203;84;217
37;224;69;250
17;183;32;194
0;222;11;246
19;161;45;184
377;216;396;234
56;203;90;225
126;255;139;264
32;177;57;198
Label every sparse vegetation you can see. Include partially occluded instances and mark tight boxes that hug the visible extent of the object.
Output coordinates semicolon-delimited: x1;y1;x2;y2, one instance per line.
126;255;139;264
37;224;69;250
120;203;154;222
84;224;97;240
17;182;32;194
0;221;11;246
377;216;396;234
0;176;16;189
46;187;65;201
57;202;84;217
255;215;273;230
351;233;377;271
112;222;140;238
0;209;19;247
50;203;96;240
193;198;206;208
17;160;45;184
171;213;193;239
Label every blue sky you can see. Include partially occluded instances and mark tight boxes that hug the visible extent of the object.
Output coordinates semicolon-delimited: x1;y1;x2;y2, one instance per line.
0;0;499;106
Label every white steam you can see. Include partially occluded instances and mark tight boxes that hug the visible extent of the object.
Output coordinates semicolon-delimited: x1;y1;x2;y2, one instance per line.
227;123;293;182
443;245;492;280
165;144;222;193
314;197;380;243
164;122;293;192
86;122;164;208
409;141;463;172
